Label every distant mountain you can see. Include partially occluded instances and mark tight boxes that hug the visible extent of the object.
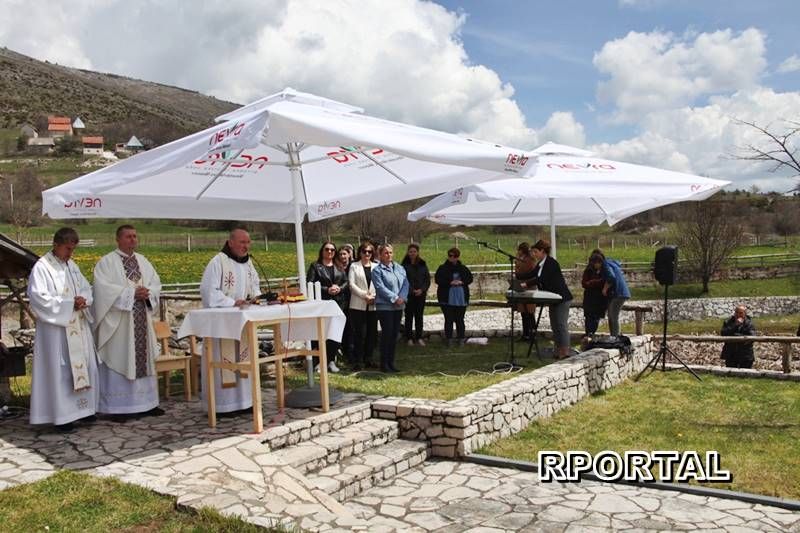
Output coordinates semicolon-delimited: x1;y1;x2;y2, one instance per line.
0;47;239;140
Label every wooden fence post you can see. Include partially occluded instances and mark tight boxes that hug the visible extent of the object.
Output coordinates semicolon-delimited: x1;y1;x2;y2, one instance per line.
782;343;792;374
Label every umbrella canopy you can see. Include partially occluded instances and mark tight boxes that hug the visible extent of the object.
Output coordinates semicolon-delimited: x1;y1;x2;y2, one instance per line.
408;151;730;257
42;88;535;288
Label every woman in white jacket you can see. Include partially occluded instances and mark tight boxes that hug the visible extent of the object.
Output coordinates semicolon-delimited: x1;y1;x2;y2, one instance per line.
348;242;378;370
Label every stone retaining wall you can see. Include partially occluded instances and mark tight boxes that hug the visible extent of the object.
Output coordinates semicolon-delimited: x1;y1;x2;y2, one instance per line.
464;263;800;294
632;295;799;323
371;335;654;458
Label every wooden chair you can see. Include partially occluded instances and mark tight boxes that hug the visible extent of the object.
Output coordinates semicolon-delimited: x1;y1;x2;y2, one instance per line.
153;320;193;401
187;335;201;398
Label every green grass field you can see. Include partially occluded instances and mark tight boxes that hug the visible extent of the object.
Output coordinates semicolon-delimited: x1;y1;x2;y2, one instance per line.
0;471;275;532
479;372;800;499
285;338;547;400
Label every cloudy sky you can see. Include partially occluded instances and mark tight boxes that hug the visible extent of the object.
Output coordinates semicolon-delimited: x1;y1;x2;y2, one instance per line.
1;0;798;191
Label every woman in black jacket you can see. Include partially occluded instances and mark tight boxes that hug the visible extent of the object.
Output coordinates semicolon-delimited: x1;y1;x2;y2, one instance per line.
434;247;473;346
519;239;574;359
401;243;431;347
307;241;349;372
581;251;608;340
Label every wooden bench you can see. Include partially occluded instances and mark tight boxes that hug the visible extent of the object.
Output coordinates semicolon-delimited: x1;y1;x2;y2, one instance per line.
667;334;800;373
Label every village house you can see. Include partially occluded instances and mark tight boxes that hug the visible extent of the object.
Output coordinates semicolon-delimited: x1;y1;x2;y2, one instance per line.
47;116;73;138
19;123;38;138
26;137;55;154
81;136;104;156
72;117;85;135
126;135;144;153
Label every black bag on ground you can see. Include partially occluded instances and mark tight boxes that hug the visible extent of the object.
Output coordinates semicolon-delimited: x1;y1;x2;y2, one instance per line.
587;335;633;356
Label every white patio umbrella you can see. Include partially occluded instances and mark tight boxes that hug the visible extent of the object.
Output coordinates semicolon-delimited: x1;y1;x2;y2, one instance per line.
408;149;730;258
42;88;536;289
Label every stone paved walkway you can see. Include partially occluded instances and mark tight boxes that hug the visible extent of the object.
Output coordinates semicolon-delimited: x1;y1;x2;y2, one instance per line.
347;461;800;532
1;392;798;531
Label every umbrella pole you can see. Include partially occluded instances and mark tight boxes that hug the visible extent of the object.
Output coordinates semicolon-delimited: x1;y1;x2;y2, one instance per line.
549;198;557;259
288;156;315;386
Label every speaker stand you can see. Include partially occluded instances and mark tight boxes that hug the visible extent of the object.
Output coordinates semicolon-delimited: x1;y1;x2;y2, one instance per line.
635;284;701;381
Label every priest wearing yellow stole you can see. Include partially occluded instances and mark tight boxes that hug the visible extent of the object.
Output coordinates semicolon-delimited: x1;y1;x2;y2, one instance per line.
199;228;260;415
93;225;163;419
28;228;99;431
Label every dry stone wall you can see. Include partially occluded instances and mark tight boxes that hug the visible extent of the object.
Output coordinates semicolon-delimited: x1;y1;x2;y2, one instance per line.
372;335;654;458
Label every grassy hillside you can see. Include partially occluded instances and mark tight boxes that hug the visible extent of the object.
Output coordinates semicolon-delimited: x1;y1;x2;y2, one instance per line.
0;47;238;137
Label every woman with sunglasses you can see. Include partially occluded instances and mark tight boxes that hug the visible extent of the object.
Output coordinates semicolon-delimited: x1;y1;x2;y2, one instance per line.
306;241;348;373
371;244;409;373
348;242;378;370
434;247;473;346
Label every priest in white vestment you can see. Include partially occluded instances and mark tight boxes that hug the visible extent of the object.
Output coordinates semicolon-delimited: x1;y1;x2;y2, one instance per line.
199;228;260;414
93;225;163;418
28;228;99;430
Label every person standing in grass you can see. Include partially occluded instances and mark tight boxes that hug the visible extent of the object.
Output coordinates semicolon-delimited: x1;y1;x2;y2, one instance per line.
601;251;631;337
348;242;378;370
401;243;431;347
307;241;348;373
581;251;608;342
372;244;408;373
518;239;573;359
435;247;473;347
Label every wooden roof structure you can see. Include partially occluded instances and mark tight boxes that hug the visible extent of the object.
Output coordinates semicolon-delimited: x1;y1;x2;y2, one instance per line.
0;233;38;280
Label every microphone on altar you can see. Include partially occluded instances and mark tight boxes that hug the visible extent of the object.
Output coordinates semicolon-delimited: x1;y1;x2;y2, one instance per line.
250;254;279;303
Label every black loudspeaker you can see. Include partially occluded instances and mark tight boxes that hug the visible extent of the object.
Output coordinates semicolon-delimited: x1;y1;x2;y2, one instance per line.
654;246;678;286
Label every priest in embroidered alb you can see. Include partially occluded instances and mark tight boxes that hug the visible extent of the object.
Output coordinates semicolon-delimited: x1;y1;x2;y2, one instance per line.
199;228;260;414
93;225;163;416
28;227;99;427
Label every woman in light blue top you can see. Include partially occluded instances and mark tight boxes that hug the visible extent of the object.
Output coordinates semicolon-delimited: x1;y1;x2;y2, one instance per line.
371;244;409;373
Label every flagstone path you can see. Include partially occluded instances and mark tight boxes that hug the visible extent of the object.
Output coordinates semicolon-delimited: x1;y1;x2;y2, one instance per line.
1;389;798;532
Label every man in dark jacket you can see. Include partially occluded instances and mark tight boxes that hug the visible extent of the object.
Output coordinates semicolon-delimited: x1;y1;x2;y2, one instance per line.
721;305;756;368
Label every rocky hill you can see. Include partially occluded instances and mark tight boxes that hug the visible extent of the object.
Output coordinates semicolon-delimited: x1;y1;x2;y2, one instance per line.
0;47;238;138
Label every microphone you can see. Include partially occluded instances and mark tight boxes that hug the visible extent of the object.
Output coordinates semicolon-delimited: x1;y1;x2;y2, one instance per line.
249;254;279;303
477;241;488;246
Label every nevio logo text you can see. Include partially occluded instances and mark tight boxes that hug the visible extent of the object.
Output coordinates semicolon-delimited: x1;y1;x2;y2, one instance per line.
506;153;529;167
546;162;616;170
208;122;246;147
194;152;269;169
326;147;385;164
317;199;342;215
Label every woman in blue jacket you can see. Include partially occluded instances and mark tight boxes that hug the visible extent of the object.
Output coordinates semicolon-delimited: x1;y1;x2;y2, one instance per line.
602;254;631;337
372;244;409;373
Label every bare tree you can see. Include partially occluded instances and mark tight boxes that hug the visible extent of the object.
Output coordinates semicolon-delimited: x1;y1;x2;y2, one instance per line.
0;169;45;227
672;201;742;293
734;118;800;193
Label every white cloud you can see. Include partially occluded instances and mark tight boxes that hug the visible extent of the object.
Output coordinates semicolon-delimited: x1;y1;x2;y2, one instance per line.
590;87;800;191
537;112;586;148
0;0;540;149
0;0;93;69
593;28;767;123
777;54;800;74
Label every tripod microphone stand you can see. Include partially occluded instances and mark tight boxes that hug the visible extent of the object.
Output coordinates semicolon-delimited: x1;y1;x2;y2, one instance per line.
635;283;701;381
477;241;522;369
